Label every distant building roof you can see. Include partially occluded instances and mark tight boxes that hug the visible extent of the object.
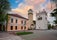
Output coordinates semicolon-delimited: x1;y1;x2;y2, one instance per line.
8;14;28;20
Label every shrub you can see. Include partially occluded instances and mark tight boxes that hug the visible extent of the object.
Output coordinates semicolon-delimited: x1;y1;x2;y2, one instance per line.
16;32;33;35
48;24;51;30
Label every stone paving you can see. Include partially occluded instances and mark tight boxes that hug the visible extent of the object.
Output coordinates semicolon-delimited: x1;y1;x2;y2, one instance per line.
20;30;57;40
0;32;24;40
0;30;57;40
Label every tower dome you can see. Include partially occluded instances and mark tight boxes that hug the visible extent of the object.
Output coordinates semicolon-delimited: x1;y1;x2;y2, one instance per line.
28;9;33;14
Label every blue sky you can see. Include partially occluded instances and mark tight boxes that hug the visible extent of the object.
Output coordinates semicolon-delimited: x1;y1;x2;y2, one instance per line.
9;0;24;8
42;0;50;6
9;0;50;9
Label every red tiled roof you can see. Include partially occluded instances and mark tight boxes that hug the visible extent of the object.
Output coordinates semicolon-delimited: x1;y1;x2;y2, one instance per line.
8;14;28;20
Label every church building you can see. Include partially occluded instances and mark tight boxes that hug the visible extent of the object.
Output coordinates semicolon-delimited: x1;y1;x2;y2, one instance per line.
36;10;48;29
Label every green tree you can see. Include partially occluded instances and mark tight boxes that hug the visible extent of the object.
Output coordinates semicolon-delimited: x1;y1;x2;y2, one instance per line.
50;0;57;29
0;0;10;13
51;8;57;29
0;0;10;31
51;8;57;24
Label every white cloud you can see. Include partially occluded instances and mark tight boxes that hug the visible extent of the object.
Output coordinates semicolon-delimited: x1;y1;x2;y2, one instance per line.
11;0;56;20
15;0;19;3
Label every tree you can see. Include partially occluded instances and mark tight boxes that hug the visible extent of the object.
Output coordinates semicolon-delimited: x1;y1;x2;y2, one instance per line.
48;0;57;29
0;0;10;31
51;8;57;23
50;0;57;29
0;0;10;13
51;8;57;29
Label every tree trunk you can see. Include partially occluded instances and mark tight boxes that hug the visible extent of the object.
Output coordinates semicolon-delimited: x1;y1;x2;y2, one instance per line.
5;22;8;31
2;25;3;31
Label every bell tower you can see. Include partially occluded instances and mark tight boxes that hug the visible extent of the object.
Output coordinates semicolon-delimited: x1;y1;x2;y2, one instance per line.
28;9;33;21
28;9;33;29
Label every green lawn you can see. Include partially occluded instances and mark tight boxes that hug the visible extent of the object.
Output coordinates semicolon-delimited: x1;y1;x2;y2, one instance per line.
16;32;33;35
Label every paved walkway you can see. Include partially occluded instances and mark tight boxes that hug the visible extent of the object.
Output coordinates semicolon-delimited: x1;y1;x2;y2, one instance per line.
0;30;57;40
20;30;57;40
0;32;24;40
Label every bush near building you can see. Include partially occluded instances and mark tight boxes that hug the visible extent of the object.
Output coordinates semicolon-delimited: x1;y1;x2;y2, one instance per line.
48;24;51;30
16;32;33;35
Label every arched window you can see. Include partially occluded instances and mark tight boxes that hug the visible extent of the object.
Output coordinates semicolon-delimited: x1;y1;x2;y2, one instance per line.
15;26;17;30
21;20;23;24
16;19;18;23
24;26;26;29
11;18;13;23
21;26;23;29
11;26;13;30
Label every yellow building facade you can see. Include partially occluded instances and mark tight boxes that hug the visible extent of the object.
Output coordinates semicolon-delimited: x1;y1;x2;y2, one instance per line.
7;14;28;31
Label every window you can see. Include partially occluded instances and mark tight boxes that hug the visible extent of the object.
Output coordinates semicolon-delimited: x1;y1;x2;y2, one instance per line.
16;19;18;23
38;17;42;20
21;26;23;29
24;21;26;25
24;26;26;29
15;26;17;30
11;26;13;30
11;18;13;23
21;20;23;24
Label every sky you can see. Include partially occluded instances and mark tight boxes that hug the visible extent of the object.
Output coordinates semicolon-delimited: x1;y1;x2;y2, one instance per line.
9;0;24;9
9;0;56;24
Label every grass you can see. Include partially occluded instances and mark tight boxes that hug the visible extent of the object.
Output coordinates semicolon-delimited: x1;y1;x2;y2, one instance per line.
16;32;33;35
